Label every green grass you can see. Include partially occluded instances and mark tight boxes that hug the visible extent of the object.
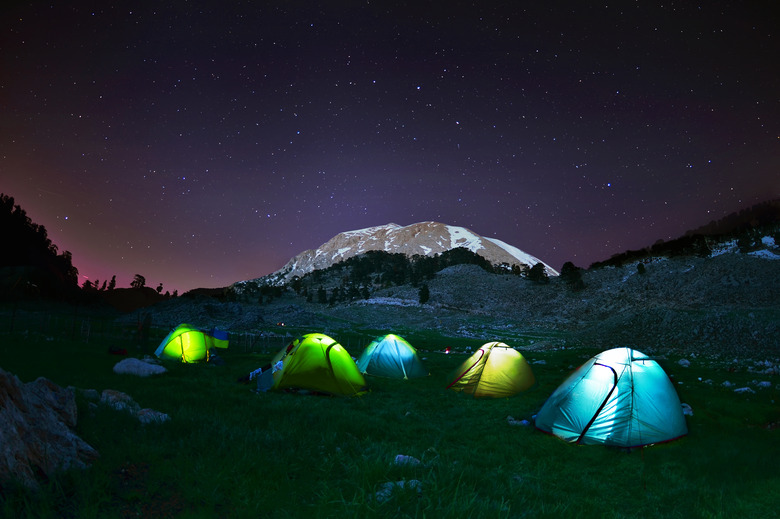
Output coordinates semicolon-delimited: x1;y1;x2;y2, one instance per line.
1;322;778;518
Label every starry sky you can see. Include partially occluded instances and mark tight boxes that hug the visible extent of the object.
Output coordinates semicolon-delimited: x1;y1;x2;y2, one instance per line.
2;2;778;294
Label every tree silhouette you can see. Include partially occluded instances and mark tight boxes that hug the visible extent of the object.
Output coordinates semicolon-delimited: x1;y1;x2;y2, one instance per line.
526;263;549;284
559;261;585;290
1;193;79;298
418;283;430;304
328;286;341;305
347;284;361;301
130;274;146;289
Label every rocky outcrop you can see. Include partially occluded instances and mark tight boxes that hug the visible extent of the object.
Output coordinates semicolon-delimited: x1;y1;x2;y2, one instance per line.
97;389;170;425
0;367;98;489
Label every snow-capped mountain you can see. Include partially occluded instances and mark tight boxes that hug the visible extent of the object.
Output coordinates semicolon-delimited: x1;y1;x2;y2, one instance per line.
255;222;558;286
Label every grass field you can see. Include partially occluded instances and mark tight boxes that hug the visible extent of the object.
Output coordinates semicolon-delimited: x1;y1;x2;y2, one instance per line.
1;314;778;518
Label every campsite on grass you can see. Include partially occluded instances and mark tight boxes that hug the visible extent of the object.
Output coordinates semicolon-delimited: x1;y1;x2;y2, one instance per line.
1;305;778;518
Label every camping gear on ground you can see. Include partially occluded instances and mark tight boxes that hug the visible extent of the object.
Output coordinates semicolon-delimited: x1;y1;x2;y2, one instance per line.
270;333;368;396
446;341;536;398
534;347;688;448
238;364;274;392
154;324;229;363
356;334;428;379
207;349;225;365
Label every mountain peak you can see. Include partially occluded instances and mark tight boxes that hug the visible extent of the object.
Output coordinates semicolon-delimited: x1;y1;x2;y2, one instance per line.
258;221;558;285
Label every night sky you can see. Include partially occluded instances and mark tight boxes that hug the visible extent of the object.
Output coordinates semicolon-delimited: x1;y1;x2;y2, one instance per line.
3;2;778;294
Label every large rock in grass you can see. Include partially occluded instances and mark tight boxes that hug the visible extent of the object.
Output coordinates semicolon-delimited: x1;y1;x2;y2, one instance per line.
113;357;167;377
0;367;98;489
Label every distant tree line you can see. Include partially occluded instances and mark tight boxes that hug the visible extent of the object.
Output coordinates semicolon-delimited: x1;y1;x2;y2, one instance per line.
1;193;178;302
82;274;117;292
684;199;780;237
301;248;497;306
590;234;714;269
83;273;175;298
590;200;780;269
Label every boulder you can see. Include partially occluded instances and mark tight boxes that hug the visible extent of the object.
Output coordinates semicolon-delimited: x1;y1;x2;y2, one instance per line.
136;408;171;424
375;479;422;503
100;389;170;424
0;367;98;489
100;389;140;413
113;357;167;377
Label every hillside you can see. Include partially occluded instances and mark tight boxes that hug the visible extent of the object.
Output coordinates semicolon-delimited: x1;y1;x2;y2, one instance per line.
685;198;780;237
120;235;780;358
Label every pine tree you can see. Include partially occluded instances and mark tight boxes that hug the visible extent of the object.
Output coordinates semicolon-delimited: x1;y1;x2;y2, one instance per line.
418;283;430;304
526;263;549;284
560;261;585;290
130;274;146;289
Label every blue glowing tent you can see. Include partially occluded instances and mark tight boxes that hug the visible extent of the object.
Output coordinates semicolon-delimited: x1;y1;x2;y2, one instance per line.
535;347;687;448
356;334;428;379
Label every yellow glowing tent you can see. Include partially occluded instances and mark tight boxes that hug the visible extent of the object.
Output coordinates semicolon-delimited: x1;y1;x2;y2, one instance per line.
446;341;535;398
270;333;368;396
154;323;228;363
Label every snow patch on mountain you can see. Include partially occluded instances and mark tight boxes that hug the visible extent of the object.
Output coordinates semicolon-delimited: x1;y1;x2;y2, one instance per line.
485;237;545;267
251;221;558;286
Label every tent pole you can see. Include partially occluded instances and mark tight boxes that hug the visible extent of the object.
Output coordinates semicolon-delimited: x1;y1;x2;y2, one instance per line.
576;362;618;444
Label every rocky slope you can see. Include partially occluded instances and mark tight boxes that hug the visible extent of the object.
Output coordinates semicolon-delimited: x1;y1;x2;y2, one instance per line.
125;245;780;359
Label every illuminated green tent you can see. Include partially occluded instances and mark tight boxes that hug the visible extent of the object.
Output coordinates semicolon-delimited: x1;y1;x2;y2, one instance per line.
154;323;228;363
356;334;428;379
270;333;368;396
534;347;688;448
446;342;535;398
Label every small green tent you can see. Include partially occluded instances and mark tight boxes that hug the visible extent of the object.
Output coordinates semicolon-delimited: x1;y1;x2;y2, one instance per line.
446;342;535;398
534;347;688;448
356;334;428;379
154;323;228;363
270;333;368;396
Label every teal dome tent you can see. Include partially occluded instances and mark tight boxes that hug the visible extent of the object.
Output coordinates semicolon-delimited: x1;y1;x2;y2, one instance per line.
535;348;687;448
356;334;428;379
